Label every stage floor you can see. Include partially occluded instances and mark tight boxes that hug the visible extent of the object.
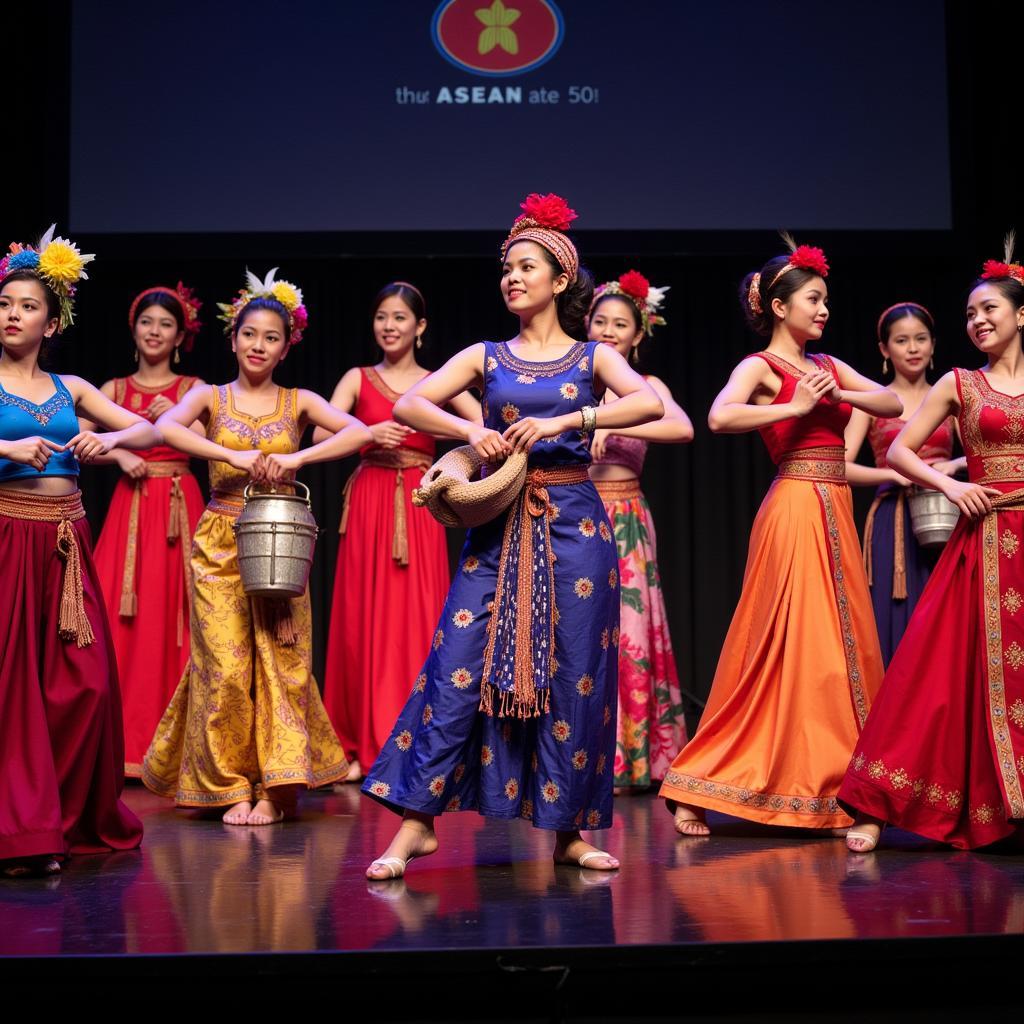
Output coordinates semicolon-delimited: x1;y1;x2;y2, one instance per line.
3;785;1023;958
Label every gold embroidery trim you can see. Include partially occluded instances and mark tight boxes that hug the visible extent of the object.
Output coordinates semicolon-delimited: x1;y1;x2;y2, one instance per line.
593;477;642;501
777;445;847;482
816;482;868;728
662;771;841;816
982;510;1024;817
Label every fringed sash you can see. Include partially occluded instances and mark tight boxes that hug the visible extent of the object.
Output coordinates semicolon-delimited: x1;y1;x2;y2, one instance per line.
118;461;193;645
0;488;94;647
480;464;589;719
339;447;432;566
863;487;909;600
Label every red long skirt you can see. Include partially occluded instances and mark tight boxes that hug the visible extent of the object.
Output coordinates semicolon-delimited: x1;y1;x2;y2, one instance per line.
322;464;450;767
839;507;1024;849
0;504;143;862
93;472;204;774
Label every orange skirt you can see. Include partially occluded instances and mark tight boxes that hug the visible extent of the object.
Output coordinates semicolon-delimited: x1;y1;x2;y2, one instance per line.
659;478;883;828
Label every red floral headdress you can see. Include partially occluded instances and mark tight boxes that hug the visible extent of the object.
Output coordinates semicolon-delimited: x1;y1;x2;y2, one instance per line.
747;232;830;315
500;193;580;281
128;282;203;351
980;231;1024;286
591;269;668;337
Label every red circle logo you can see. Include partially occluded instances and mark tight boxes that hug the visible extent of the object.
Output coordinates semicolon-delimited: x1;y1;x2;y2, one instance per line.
432;1;565;78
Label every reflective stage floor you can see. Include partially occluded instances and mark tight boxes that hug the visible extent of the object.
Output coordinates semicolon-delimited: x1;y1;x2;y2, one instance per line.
2;786;1023;1015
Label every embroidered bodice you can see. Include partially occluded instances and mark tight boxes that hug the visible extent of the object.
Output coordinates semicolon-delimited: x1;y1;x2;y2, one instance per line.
207;384;301;496
481;340;598;468
355;366;435;460
0;374;80;481
868;414;953;469
591;432;647;476
955;368;1024;491
752;352;852;464
114;374;197;463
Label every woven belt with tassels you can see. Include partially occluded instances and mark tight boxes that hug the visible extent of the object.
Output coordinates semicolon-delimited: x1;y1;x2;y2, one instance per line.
118;461;193;646
339;447;433;566
480;464;590;720
0;488;94;647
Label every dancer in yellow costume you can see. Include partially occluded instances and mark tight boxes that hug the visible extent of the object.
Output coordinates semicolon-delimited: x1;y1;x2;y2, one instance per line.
142;269;372;825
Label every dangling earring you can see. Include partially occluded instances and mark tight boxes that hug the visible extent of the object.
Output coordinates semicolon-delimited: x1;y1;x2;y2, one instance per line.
882;357;889;375
134;349;139;364
174;346;181;365
416;335;423;350
631;347;639;364
929;355;934;370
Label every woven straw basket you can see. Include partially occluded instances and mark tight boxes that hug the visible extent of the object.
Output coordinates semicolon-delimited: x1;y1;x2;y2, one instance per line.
412;446;528;528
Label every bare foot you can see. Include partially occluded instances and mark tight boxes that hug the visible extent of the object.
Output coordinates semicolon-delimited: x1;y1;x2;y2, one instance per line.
1;856;61;878
222;801;252;825
247;799;285;825
846;816;883;853
553;831;620;871
344;760;363;784
673;805;711;837
366;815;439;880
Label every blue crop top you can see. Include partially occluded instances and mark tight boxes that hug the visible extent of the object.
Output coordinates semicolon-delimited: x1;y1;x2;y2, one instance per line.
0;374;81;481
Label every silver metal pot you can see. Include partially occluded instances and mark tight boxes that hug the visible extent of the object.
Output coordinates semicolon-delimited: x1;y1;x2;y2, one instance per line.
907;486;960;547
233;481;319;598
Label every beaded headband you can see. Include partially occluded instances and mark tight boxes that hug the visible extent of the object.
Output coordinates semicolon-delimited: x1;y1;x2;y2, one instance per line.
128;282;203;352
500;193;580;282
876;302;934;343
0;224;94;333
591;270;668;337
217;267;308;345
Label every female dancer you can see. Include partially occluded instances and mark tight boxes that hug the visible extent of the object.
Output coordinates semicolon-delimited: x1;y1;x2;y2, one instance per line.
844;303;963;665
320;282;480;780
842;249;1024;851
659;238;898;836
361;194;664;878
586;270;693;790
0;227;158;875
91;284;206;775
141;269;372;826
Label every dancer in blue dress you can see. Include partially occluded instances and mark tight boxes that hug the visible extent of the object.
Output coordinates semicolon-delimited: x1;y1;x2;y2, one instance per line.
362;194;664;877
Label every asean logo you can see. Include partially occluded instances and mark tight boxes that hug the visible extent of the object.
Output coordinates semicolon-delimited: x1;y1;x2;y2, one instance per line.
431;0;565;78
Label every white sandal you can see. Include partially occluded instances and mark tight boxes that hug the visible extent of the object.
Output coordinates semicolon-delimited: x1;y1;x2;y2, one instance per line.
845;829;881;853
367;856;409;879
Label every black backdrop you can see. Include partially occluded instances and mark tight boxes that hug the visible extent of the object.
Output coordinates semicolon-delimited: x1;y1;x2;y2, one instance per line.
11;3;1024;728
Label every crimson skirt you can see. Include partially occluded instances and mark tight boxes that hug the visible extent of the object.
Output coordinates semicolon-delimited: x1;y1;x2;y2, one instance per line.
0;489;143;862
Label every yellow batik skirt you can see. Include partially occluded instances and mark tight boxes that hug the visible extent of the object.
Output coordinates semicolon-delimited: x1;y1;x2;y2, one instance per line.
142;507;348;807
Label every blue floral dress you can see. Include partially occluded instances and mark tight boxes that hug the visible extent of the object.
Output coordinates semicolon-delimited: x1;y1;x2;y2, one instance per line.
362;340;620;831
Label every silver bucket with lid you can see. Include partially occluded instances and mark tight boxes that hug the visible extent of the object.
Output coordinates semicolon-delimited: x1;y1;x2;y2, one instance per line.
233;481;319;597
907;486;960;547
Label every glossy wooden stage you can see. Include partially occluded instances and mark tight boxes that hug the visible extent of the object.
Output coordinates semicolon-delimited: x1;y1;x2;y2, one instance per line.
2;786;1022;1015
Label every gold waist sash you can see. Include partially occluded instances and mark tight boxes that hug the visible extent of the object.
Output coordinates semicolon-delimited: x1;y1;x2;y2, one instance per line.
593;477;642;502
776;445;847;482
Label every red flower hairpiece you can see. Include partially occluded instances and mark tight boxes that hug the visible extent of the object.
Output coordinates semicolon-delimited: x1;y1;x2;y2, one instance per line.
789;245;830;278
515;193;578;232
981;259;1024;285
618;270;650;302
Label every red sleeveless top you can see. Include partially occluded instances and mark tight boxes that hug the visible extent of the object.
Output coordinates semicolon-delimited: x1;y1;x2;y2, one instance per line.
354;367;436;460
752;352;851;464
113;375;197;462
868;415;953;468
955;368;1024;492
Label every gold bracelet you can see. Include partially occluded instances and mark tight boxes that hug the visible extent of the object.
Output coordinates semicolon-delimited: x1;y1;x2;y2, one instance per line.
580;405;597;433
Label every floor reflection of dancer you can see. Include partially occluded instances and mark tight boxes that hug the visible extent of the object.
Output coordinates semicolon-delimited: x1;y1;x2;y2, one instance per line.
90;284;206;774
659;238;897;836
586;271;693;791
320;282;480;780
141;269;371;826
362;194;663;878
0;228;159;876
842;250;1024;852
844;302;963;665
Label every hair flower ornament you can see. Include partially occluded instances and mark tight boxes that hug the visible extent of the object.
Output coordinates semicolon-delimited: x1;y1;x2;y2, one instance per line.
591;269;669;337
217;267;308;345
980;232;1024;285
500;193;580;281
128;281;204;351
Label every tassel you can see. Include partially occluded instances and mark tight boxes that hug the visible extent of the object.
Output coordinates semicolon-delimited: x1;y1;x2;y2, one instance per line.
56;520;95;648
862;494;881;587
892;490;908;600
392;468;409;565
119;482;143;619
338;465;360;536
119;591;139;617
273;600;299;646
